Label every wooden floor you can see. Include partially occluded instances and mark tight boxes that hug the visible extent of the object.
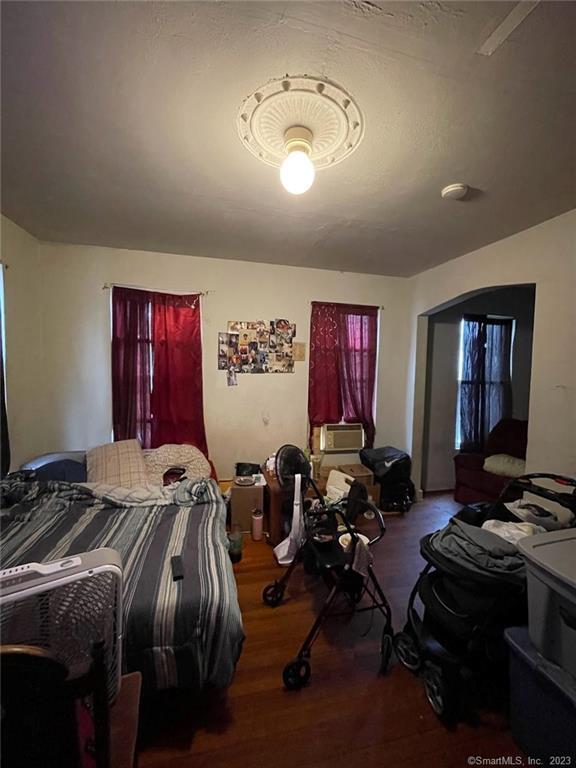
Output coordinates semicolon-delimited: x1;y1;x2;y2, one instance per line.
138;494;522;768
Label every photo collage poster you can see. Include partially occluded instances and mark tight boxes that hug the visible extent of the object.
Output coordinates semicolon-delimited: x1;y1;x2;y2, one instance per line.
218;320;296;374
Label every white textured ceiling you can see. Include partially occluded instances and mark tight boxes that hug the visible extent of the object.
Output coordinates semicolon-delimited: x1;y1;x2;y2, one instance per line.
1;1;575;276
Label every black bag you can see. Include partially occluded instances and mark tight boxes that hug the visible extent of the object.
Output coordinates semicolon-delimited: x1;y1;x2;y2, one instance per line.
235;462;261;477
359;446;414;512
359;446;411;482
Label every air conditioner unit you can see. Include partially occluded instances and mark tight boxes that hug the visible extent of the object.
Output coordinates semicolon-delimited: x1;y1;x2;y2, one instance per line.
320;423;364;453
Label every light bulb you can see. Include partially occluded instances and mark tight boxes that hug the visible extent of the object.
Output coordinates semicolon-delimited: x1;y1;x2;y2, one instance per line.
280;150;315;195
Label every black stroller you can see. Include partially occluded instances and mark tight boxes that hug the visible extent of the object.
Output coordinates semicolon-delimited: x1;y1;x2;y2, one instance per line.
393;473;576;720
262;445;393;690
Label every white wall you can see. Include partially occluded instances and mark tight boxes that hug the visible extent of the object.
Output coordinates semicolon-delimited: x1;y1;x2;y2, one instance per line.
422;286;535;492
0;217;48;465
3;209;575;484
1;221;413;475
422;317;460;491
409;209;576;483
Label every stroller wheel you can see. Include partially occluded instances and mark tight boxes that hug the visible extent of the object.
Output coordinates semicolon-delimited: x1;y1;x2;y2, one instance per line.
262;582;286;607
380;632;393;675
283;658;311;691
422;662;454;720
393;631;421;672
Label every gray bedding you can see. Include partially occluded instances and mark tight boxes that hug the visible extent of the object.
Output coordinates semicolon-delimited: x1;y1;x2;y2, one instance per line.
430;517;526;584
0;475;244;691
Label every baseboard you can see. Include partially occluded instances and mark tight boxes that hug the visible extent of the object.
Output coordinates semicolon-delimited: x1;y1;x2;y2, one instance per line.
422;488;455;497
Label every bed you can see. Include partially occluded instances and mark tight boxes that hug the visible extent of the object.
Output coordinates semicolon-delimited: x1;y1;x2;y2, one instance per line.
0;467;244;692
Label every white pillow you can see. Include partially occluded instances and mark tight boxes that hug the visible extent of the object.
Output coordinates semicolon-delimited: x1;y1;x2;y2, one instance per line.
86;439;148;487
483;453;526;479
144;444;211;486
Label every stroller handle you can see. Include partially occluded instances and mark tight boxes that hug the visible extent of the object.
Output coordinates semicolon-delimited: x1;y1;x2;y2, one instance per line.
501;473;576;512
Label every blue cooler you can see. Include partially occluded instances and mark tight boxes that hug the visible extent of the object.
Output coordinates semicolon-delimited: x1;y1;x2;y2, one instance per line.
505;627;576;760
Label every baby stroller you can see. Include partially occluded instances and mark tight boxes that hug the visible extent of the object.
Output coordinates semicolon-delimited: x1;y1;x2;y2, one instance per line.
262;445;393;690
393;473;576;721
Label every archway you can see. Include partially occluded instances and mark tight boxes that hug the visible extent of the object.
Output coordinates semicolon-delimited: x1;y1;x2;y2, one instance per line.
411;284;536;496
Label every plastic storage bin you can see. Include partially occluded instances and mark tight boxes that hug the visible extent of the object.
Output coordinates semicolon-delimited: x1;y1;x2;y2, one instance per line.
518;529;576;678
505;627;576;760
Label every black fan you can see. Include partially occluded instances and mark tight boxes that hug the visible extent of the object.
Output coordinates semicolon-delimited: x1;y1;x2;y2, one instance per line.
275;445;311;489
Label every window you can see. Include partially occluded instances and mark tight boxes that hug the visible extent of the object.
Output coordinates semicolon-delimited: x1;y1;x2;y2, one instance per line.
111;287;207;453
308;301;379;448
455;314;514;451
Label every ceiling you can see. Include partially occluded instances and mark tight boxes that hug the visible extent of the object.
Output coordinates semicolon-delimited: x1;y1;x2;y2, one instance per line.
1;1;575;277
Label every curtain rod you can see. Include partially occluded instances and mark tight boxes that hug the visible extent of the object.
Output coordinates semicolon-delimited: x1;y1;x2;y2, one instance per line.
102;282;213;296
311;299;385;310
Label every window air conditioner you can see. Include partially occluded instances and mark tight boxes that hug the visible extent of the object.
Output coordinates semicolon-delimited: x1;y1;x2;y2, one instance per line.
320;423;364;453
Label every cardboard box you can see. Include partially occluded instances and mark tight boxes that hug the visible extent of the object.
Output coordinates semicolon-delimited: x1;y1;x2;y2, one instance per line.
319;464;340;480
230;482;264;532
338;464;374;486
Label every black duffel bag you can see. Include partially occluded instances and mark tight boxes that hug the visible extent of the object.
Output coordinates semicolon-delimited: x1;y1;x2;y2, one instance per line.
360;446;415;512
359;446;412;482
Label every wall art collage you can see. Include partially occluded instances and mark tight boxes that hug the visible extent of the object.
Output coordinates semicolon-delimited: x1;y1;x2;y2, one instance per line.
218;320;296;378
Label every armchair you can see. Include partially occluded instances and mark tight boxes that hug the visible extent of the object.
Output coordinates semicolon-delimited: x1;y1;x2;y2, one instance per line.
453;418;528;504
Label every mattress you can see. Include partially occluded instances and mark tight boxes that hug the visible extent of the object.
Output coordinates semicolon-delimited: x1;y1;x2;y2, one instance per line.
0;475;244;691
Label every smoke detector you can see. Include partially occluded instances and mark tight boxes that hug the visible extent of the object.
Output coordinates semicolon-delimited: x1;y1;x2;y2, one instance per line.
236;75;364;194
441;183;469;201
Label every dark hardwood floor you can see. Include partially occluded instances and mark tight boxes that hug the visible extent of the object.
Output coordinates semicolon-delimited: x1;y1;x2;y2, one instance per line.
138;494;522;768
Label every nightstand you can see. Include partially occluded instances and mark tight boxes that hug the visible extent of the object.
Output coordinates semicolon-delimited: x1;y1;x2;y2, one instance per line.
230;481;264;532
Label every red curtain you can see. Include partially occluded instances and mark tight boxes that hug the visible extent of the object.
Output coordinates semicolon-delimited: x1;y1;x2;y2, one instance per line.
308;301;378;448
308;302;343;433
338;306;378;448
150;293;208;454
112;287;153;447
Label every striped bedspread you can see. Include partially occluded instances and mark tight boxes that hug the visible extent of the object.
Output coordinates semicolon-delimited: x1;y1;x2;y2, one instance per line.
0;476;244;691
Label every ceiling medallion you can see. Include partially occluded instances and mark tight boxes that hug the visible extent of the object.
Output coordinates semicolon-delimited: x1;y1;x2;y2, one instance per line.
236;74;364;194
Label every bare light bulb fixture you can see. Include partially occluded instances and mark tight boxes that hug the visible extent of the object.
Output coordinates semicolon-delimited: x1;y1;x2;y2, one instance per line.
236;75;365;195
280;126;315;195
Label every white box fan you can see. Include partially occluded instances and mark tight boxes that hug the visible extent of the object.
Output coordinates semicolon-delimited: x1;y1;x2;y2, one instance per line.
0;548;123;701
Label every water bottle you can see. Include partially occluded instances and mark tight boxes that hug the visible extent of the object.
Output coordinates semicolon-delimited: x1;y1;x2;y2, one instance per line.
251;509;264;541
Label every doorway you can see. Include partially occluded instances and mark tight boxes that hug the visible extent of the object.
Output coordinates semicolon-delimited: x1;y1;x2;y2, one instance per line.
420;284;535;493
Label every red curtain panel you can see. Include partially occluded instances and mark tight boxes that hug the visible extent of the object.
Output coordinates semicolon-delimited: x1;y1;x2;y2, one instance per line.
111;287;153;447
308;302;343;435
150;293;208;454
338;305;378;448
308;301;378;448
